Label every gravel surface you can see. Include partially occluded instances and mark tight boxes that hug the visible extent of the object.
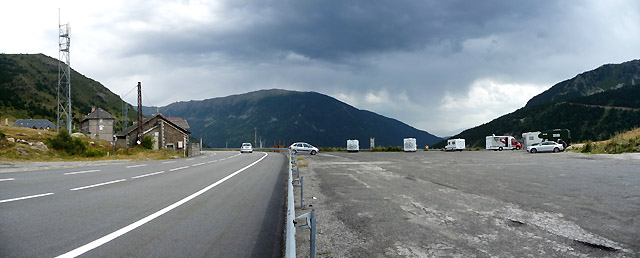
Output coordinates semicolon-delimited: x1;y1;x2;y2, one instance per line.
293;151;639;257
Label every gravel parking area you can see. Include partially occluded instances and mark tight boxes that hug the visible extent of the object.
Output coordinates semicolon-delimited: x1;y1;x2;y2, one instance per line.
294;151;639;257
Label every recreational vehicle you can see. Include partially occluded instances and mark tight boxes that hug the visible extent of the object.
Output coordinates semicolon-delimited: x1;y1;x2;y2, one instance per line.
347;139;359;152
486;135;521;151
404;138;417;152
445;139;465;151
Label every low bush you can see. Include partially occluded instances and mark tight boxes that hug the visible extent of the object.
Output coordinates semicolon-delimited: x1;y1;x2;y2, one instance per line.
581;141;593;153
47;130;87;155
371;146;403;152
141;135;154;150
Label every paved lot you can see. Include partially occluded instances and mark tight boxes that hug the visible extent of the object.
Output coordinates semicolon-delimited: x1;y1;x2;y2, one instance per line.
295;151;639;257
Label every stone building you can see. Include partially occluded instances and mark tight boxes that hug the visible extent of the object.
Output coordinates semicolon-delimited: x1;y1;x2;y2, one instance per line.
80;107;115;141
116;114;190;150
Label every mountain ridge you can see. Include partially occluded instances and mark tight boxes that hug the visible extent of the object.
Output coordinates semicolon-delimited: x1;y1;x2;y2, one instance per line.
144;89;443;148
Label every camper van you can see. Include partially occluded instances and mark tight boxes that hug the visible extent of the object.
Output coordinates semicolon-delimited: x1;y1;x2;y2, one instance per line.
445;139;465;151
404;138;417;152
347;139;359;152
539;129;571;145
486;135;521;151
522;131;542;148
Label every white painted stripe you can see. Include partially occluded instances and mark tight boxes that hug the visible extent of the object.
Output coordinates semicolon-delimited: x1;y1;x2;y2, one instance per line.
191;162;205;167
64;170;100;175
131;171;165;179
186;158;195;161
0;193;54;204
55;152;269;258
162;161;176;164
206;160;217;164
0;178;15;182
70;179;127;191
169;166;189;172
126;164;147;168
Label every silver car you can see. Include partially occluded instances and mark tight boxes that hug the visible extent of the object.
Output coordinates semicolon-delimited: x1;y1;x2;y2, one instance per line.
240;142;253;153
527;141;564;153
289;142;319;155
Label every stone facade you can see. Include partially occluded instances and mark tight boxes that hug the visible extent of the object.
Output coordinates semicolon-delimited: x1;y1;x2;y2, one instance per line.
80;108;115;142
116;114;190;150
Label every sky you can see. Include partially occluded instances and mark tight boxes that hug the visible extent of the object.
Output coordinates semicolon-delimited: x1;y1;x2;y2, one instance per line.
2;0;640;137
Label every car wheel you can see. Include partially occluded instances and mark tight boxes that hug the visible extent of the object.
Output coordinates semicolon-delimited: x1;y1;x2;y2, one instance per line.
553;147;560;153
498;147;503;151
516;146;521;150
311;150;317;155
531;148;537;153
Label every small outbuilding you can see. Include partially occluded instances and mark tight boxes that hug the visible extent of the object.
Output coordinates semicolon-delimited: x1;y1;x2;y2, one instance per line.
80;107;116;142
116;114;191;150
12;119;56;130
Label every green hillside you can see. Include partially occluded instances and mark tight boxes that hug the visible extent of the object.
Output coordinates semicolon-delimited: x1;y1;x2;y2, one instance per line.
144;89;442;148
435;60;640;148
0;54;137;131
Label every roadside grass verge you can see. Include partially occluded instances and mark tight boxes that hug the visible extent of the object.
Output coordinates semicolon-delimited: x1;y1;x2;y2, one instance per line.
574;127;640;154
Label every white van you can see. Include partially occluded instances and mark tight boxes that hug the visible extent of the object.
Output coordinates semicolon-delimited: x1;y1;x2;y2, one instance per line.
347;139;359;152
445;139;465;151
403;138;417;152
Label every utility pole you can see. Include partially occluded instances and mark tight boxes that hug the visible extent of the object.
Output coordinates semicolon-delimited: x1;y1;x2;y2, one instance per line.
254;127;257;146
137;82;142;145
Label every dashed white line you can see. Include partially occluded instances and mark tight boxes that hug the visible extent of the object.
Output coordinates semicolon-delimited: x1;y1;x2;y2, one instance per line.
0;178;15;182
70;179;127;191
169;166;189;172
186;158;195;161
64;170;101;175
126;164;147;168
55;152;269;258
0;193;55;204
131;171;165;179
191;162;205;167
162;161;176;164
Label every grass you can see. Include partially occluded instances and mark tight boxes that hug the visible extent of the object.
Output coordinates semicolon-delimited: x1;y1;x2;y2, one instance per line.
573;127;640;154
0;125;183;162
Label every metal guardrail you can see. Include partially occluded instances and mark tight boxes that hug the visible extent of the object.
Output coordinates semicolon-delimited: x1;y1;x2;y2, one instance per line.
285;149;296;258
286;149;317;258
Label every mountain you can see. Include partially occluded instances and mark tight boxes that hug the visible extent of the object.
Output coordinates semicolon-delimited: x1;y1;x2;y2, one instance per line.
0;54;137;132
144;89;442;148
434;59;640;148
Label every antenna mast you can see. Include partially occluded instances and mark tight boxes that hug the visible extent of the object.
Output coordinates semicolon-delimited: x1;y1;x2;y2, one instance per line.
57;9;72;134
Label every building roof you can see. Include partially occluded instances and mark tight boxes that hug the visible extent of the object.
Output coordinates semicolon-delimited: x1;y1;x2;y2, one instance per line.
13;119;57;129
82;108;115;122
116;113;190;137
166;117;190;130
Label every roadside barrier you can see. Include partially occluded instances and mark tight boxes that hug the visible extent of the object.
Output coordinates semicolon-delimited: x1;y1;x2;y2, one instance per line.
285;149;317;258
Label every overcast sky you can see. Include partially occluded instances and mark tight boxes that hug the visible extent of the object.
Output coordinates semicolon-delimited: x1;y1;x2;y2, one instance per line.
2;0;640;136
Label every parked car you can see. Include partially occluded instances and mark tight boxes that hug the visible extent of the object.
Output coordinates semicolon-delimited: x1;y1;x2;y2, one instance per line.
240;142;253;153
289;142;319;155
526;141;564;153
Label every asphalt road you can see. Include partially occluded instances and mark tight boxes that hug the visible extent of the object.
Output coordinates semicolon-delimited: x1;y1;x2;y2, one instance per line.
302;150;639;257
0;151;287;258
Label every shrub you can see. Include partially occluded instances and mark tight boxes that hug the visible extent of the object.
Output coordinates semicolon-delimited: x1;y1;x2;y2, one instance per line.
140;135;155;150
581;141;593;153
371;146;403;152
47;130;87;155
84;148;106;157
0;130;5;139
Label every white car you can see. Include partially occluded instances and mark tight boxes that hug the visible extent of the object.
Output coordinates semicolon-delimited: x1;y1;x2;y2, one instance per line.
527;141;564;153
289;142;319;155
240;143;253;153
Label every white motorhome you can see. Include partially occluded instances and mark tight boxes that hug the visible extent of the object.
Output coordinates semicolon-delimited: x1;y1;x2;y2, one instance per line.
445;138;465;151
403;138;417;152
485;135;522;151
347;139;359;152
522;131;542;148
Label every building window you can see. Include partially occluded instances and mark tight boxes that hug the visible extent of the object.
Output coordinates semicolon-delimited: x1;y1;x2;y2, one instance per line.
166;144;174;149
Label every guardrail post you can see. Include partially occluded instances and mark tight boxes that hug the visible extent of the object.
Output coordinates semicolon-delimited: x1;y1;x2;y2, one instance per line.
285;149;296;258
296;209;317;258
300;176;304;210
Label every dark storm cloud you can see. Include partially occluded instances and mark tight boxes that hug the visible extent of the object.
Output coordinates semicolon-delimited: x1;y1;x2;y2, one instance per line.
122;0;555;63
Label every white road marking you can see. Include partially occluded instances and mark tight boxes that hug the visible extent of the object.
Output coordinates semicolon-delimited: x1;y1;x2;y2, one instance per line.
126;164;147;168
0;193;55;204
64;170;101;175
186;158;195;161
131;171;165;179
70;179;127;191
55;152;269;258
206;160;217;164
162;161;176;164
169;166;189;172
191;162;205;167
0;178;15;182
